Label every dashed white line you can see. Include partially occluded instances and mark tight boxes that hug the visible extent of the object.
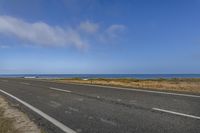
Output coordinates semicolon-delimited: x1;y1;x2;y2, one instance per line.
20;82;30;85
0;89;76;133
100;118;117;126
1;80;8;82
49;87;71;93
49;101;61;108
96;96;100;99
68;107;79;112
152;108;200;120
66;82;200;98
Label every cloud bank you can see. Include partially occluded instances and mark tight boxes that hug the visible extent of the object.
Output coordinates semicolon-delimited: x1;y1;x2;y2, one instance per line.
0;15;87;49
0;15;126;49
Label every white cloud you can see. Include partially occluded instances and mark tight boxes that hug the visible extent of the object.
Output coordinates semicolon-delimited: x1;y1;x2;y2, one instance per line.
0;15;126;49
79;21;99;33
106;24;126;37
98;24;126;43
0;15;87;49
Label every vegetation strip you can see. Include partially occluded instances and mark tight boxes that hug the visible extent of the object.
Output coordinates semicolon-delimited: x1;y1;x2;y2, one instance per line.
54;78;200;94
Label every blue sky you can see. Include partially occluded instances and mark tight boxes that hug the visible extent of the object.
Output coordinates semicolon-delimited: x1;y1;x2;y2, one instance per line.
0;0;200;74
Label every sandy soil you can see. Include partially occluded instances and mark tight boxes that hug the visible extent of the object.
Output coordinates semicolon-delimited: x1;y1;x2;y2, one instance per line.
0;96;43;133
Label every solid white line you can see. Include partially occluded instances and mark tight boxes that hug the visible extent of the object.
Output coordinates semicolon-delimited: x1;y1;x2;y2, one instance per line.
66;82;200;98
152;108;200;120
49;87;71;93
0;89;76;133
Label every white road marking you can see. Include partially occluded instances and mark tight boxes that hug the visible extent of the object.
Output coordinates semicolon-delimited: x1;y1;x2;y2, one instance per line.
49;87;71;93
20;82;30;85
66;82;200;98
76;98;83;102
152;108;200;120
49;101;61;108
68;107;79;112
100;118;117;126
1;80;8;82
96;96;100;99
65;110;72;114
88;116;93;120
117;99;122;102
0;89;76;133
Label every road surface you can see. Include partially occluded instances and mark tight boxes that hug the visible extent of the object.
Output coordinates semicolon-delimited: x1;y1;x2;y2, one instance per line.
0;78;200;133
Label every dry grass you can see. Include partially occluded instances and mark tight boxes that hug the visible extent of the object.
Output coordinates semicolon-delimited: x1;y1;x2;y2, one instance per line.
0;96;43;133
0;108;19;133
54;78;200;94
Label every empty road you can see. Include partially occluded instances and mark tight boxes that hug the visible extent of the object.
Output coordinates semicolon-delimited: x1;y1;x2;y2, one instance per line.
0;78;200;133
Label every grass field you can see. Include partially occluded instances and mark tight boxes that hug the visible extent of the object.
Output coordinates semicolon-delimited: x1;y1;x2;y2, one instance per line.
54;78;200;93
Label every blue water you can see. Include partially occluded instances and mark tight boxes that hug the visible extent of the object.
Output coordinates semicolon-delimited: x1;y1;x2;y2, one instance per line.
0;74;200;79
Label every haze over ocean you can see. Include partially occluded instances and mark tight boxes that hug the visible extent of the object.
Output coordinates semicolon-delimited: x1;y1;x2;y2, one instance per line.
0;74;200;79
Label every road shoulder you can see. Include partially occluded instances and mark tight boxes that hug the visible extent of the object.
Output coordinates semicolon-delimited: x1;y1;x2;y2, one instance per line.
0;96;44;133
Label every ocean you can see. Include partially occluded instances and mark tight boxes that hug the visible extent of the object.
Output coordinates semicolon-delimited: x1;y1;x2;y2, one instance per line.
0;74;200;79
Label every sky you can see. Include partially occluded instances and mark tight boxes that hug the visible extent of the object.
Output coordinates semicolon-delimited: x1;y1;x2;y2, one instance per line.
0;0;200;74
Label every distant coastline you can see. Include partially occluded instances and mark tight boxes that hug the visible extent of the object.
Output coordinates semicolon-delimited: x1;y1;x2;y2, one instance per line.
0;74;200;79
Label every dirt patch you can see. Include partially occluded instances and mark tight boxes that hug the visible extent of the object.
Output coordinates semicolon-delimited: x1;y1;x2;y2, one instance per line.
0;96;43;133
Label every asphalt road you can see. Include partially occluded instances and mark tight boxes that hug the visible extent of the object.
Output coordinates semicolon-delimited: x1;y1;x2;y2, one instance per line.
0;78;200;133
